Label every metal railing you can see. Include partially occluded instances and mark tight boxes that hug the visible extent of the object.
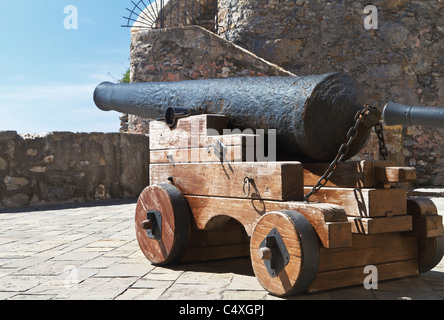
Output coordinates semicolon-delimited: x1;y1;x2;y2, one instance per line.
122;0;218;32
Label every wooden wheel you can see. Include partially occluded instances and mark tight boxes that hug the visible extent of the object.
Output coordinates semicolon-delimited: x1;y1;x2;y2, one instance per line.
250;210;320;297
135;184;190;265
418;236;444;273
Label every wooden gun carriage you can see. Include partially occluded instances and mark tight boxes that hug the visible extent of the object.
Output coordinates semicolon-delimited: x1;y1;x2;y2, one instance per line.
94;75;444;296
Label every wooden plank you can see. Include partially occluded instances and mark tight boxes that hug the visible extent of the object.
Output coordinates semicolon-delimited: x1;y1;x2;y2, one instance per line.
149;114;259;151
348;215;412;234
180;219;250;263
310;232;418;292
407;197;438;216
303;187;407;217
309;259;418;293
150;145;244;164
150;162;304;201
317;233;418;272
374;166;417;184
303;160;396;188
406;215;443;238
185;195;352;248
406;197;444;238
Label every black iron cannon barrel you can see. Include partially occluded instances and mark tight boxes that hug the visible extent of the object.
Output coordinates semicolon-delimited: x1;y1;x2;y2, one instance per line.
383;101;444;128
94;73;380;162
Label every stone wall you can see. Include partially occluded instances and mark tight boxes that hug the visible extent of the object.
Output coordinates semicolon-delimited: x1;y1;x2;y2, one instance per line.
127;1;444;185
0;131;149;208
216;0;444;185
125;25;293;133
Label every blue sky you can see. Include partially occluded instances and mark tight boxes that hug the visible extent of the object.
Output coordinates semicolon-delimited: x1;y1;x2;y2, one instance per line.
0;1;133;133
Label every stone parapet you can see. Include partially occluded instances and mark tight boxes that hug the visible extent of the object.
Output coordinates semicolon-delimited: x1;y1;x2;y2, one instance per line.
0;131;149;208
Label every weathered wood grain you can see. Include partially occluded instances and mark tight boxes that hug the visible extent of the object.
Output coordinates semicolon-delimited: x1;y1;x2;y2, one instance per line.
150;145;245;164
348;215;412;234
151;162;304;201
135;185;190;265
405;198;443;238
303;160;396;188
250;211;309;296
374;166;417;184
303;186;407;217
150;114;259;151
308;232;418;292
185;195;352;248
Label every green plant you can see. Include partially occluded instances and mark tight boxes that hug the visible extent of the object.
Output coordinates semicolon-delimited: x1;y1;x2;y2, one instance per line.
119;69;130;83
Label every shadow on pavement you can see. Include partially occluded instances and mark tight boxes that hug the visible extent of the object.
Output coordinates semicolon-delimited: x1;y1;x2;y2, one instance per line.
0;198;137;214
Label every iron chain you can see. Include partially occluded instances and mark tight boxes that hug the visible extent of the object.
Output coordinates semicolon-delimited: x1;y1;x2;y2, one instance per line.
374;121;388;160
304;104;386;202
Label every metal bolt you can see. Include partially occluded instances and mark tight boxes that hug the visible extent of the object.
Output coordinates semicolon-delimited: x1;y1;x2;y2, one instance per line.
257;247;272;261
141;219;153;230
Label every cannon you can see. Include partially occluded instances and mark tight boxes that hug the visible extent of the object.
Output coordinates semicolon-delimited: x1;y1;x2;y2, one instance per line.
383;101;444;128
94;73;381;162
94;74;443;297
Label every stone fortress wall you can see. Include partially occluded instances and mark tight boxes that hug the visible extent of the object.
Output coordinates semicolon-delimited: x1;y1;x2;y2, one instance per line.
0;132;149;208
127;0;444;185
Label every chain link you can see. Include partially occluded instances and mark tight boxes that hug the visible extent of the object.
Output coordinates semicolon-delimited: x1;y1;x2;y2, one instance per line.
374;121;388;160
304;104;378;202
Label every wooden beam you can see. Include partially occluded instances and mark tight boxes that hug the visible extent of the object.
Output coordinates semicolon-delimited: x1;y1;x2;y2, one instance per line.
405;198;443;238
310;259;418;293
150;114;259;151
151;162;304;201
150;145;245;164
303;187;407;217
303;160;396;188
180;219;250;263
317;233;418;272
309;232;418;292
348;215;412;234
185;195;352;248
374;166;417;184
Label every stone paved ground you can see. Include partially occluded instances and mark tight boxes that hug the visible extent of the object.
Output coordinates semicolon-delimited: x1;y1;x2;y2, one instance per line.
0;198;443;301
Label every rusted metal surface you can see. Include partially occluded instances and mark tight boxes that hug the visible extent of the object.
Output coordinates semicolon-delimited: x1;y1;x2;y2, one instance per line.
383;101;444;128
94;74;380;161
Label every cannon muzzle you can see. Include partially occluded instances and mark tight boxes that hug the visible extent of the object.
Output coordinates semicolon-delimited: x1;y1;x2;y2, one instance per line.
93;74;381;162
383;101;444;128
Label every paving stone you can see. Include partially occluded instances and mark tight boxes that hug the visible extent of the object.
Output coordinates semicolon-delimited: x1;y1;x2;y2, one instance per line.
0;201;443;300
226;274;265;291
143;267;184;281
54;276;138;300
115;288;167;300
0;291;18;300
131;278;174;289
51;249;104;262
222;290;268;300
176;270;233;285
13;259;83;276
94;261;152;278
7;294;56;300
0;275;45;292
78;256;122;269
159;283;224;300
